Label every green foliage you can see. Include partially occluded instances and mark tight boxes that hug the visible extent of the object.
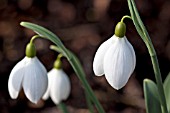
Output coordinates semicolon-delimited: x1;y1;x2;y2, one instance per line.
128;0;168;113
144;79;162;113
164;72;170;112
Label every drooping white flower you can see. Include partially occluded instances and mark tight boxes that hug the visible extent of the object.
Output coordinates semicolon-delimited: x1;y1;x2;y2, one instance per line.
93;21;136;90
8;56;48;103
42;68;71;105
8;39;48;104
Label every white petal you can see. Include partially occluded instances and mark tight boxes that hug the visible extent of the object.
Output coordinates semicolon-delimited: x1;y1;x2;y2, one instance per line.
49;69;71;105
125;37;136;71
104;37;136;90
42;70;53;100
93;35;116;76
8;57;26;99
23;57;48;103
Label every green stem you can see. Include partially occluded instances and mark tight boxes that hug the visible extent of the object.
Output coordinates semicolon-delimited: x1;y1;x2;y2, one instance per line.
85;90;94;113
121;15;132;22
150;51;168;113
58;102;69;113
128;0;168;113
58;53;63;58
30;35;40;43
67;52;105;113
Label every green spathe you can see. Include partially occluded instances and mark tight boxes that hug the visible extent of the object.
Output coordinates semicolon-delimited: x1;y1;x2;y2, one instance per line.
54;54;63;69
114;22;126;38
25;43;36;58
54;59;62;69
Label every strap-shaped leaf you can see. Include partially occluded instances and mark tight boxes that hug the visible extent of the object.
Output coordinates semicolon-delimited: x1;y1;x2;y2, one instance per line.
164;72;170;112
144;79;161;113
128;0;168;112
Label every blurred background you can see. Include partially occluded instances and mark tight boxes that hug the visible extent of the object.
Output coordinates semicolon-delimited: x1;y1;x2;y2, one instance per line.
0;0;169;113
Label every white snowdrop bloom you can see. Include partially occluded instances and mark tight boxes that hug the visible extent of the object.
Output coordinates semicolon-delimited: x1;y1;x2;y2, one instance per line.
8;40;48;104
93;21;136;90
42;68;71;105
8;56;48;103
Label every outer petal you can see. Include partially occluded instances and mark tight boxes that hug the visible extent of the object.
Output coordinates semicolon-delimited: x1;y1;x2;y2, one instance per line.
42;69;53;100
93;35;116;76
8;57;26;99
104;37;136;90
50;69;71;105
23;57;48;103
125;37;136;71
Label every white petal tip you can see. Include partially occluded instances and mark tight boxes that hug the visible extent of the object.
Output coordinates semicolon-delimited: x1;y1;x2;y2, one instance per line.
8;87;20;100
29;99;38;104
10;96;18;99
42;96;49;100
108;81;126;90
114;87;122;90
109;84;122;90
53;100;60;105
94;72;104;76
93;67;104;76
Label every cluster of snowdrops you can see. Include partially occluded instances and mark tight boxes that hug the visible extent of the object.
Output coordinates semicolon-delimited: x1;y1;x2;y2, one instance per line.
7;1;170;113
8;17;135;105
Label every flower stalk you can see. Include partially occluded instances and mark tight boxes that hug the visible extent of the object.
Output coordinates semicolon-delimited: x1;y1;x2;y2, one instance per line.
85;90;94;113
121;15;132;22
30;35;40;44
127;0;168;113
58;102;69;113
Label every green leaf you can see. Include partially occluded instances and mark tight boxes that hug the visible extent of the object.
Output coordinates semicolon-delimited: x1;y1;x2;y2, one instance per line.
164;72;170;111
144;79;162;113
128;0;156;56
129;1;168;113
127;0;145;42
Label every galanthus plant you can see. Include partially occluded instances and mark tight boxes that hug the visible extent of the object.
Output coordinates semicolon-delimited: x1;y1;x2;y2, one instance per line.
8;36;48;103
43;54;71;105
7;0;170;113
93;18;136;90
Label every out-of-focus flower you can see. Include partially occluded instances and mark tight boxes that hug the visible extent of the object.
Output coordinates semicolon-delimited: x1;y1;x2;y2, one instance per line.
43;54;71;105
8;40;48;103
93;21;136;90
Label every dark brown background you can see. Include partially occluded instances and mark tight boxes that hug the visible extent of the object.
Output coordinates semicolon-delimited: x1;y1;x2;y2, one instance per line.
0;0;169;113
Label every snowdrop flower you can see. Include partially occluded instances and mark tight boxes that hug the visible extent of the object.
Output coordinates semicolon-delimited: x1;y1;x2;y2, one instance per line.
43;54;71;105
93;19;136;90
8;37;48;103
